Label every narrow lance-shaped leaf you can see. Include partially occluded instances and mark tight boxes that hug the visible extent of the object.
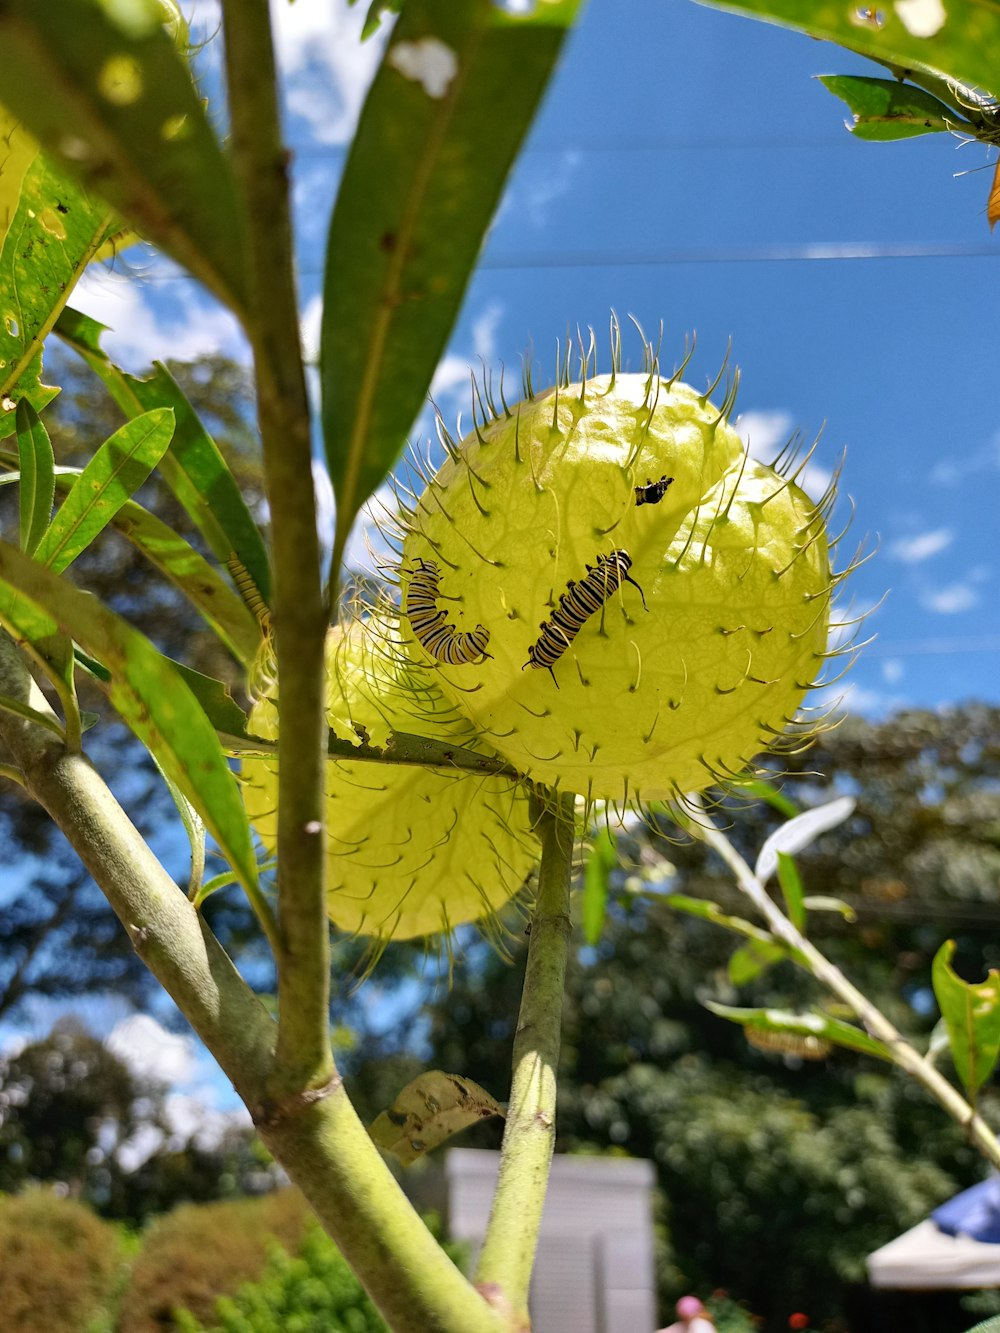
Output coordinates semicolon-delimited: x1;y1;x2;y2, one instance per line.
321;0;582;572
33;410;175;574
15;400;55;555
776;850;806;931
696;0;1000;101
728;939;787;986
932;939;1000;1099
55;308;271;605
705;1002;894;1063
0;0;249;315
0;107;116;427
0;459;261;669
582;825;617;946
818;74;965;141
0;540;260;909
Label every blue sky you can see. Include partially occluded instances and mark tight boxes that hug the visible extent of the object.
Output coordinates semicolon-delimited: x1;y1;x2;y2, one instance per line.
39;0;997;1097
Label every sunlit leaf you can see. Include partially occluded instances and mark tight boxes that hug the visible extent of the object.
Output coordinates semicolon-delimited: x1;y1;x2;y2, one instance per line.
801;894;857;922
755;796;855;884
582;825;617;946
706;1001;893;1063
370;1070;504;1165
0;691;65;738
321;0;582;571
728;938;787;985
0;540;259;901
697;0;1000;100
33;410;175;574
776;850;806;931
0;0;248;313
664;893;778;946
0;107;116;426
14;400;55;555
932;939;1000;1098
819;74;963;140
56;308;271;605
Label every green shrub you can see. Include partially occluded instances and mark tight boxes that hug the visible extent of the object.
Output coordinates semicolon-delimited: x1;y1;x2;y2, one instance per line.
173;1223;388;1333
118;1190;313;1333
0;1189;123;1333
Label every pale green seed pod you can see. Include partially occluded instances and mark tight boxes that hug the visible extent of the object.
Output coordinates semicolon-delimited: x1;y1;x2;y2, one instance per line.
398;361;836;803
241;617;538;943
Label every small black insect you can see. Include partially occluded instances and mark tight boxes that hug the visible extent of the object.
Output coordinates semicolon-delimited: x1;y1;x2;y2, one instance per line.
406;558;491;665
634;474;674;506
524;549;647;685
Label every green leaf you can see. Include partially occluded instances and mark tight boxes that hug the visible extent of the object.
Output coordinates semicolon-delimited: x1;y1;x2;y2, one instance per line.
321;0;582;571
731;774;799;819
964;1315;1000;1333
776;850;806;931
697;0;1000;101
801;894;857;923
55;310;272;606
932;939;1000;1098
0;0;248;314
33;409;175;574
15;400;55;555
0;692;65;738
168;661;251;740
728;938;787;985
151;753;206;901
370;1070;505;1165
706;1002;894;1063
819;74;964;140
0;107;117;421
0;539;259;904
582;825;617;946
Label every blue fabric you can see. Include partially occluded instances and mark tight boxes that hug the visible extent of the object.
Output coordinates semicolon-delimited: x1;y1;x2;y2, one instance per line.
933;1179;1000;1243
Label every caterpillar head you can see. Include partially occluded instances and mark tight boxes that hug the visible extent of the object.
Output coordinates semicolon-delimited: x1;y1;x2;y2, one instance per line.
241;615;539;947
393;332;846;804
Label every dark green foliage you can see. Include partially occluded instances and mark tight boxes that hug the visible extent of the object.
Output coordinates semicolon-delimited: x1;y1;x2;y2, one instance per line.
118;1191;314;1333
0;1189;123;1333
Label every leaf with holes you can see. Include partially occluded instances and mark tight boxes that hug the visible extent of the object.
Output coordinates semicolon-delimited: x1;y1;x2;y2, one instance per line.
933;939;1000;1098
370;1070;504;1165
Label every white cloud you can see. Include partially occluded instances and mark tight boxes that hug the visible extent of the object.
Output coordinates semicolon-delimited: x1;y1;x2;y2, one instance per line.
510;149;583;230
274;0;386;146
929;429;1000;485
734;409;831;501
920;582;979;614
73;265;248;372
882;658;904;685
301;291;323;363
888;528;953;564
107;1014;197;1086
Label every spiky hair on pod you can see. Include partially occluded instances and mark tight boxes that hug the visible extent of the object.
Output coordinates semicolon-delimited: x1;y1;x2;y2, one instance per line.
388;316;858;808
240;611;539;958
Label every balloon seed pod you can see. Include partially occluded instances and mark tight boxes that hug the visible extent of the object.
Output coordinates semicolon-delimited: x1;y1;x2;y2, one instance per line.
241;614;539;950
392;328;847;804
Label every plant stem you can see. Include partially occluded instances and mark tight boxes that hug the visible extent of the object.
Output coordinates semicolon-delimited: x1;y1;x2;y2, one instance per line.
691;798;1000;1170
221;0;332;1095
474;788;575;1323
0;632;277;1105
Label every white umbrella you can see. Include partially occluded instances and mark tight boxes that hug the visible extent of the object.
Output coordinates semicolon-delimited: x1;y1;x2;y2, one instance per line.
868;1179;1000;1290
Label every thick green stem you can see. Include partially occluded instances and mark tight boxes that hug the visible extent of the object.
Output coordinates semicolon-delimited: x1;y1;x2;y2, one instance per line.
691;799;1000;1170
474;789;575;1323
256;1085;506;1333
0;633;277;1105
221;0;331;1093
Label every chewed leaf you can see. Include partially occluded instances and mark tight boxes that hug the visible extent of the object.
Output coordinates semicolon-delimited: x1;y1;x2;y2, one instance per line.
932;940;1000;1098
370;1071;504;1165
755;797;855;885
819;74;961;141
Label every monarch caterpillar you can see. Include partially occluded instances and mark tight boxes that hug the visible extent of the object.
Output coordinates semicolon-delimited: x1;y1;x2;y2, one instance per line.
405;558;491;665
227;553;271;629
524;549;647;684
634;474;674;506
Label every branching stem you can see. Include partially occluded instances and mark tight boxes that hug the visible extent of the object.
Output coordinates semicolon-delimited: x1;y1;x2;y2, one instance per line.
474;787;575;1323
689;797;1000;1170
